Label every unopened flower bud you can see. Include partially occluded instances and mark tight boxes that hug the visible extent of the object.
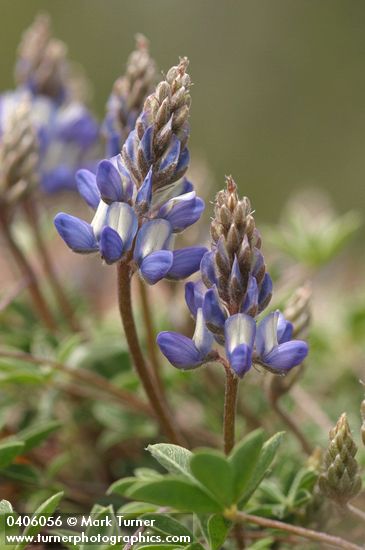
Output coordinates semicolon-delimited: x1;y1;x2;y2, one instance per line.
318;413;362;505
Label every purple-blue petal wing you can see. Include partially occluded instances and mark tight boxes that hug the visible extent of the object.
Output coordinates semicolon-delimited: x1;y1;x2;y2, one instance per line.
157;331;204;370
262;340;308;372
139;250;174;285
100;226;124;264
76;169;100;209
96;160;123;203
167;247;207;280
54;213;98;253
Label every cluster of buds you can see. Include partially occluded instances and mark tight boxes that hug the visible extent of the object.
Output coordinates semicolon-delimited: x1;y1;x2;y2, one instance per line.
0;15;100;196
122;57;191;191
55;58;205;285
104;34;157;156
318;413;362;505
0;98;39;208
157;177;308;378
15;14;68;103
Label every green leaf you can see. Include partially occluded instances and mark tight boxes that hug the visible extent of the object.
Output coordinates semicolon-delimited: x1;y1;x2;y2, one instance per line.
117;502;158;515
15;421;61;453
207;514;231;550
126;477;222;513
229;429;265;500
147;444;193;477
142;513;194;539
0;501;13;514
185;544;206;550
134;468;163;480
138;546;183;550
246;537;274;549
15;492;63;550
239;432;284;506
81;504;119;550
1;464;40;485
190;451;234;506
107;477;139;495
0;442;24;468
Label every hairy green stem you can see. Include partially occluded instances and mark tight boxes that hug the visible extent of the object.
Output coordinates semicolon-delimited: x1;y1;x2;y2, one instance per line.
117;261;185;445
23;197;81;332
0;208;57;332
227;510;363;550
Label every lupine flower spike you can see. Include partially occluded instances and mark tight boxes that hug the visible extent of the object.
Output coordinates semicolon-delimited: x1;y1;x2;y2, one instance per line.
0;98;38;209
103;34;157;156
55;58;206;284
0;14;99;194
318;413;362;505
158;176;309;377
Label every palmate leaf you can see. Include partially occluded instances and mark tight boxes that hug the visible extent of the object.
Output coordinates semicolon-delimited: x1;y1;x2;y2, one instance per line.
239;432;285;507
207;514;231;550
125;477;222;514
190;450;234;506
15;492;64;550
147;444;193;478
141;513;194;539
228;429;265;501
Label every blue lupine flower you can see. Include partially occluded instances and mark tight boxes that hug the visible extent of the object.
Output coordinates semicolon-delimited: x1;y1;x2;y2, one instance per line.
0;90;99;194
55;59;206;285
255;310;308;373
157;177;309;378
157;309;214;370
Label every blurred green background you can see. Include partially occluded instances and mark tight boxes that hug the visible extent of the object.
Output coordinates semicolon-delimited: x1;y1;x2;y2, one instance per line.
2;0;365;221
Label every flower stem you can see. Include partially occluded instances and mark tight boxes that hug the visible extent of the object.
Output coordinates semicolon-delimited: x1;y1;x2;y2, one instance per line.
23;197;81;332
227;510;363;550
117;261;186;445
222;357;239;455
0;348;152;416
0;208;57;332
137;277;165;398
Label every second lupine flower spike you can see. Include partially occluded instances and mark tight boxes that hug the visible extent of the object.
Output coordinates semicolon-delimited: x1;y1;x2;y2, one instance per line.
158;176;309;377
55;58;206;285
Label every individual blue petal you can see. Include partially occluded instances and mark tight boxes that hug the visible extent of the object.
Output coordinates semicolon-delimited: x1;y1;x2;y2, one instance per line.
76;169;100;209
124;129;138;163
54;213;98;254
140;125;153;164
157;331;204;370
193;308;214;356
100;226;124;264
258;272;273;312
96;159;123;203
262;340;309;372
134;219;173;264
200;251;217;287
255;311;279;358
185;281;205;318
252;248;265;277
55;105;99;148
136;167;153;207
151;178;194;209
230;256;243;286
241;275;258;314
159;134;180;172
277;312;293;344
203;287;226;330
228;344;253;378
106;202;138;251
140;250;174;285
158;193;205;232
225;314;256;377
167;247;207;280
111;155;134;200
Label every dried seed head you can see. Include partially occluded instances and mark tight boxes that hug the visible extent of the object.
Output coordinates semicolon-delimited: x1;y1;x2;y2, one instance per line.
318;413;362;505
284;284;312;338
15;14;68;101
